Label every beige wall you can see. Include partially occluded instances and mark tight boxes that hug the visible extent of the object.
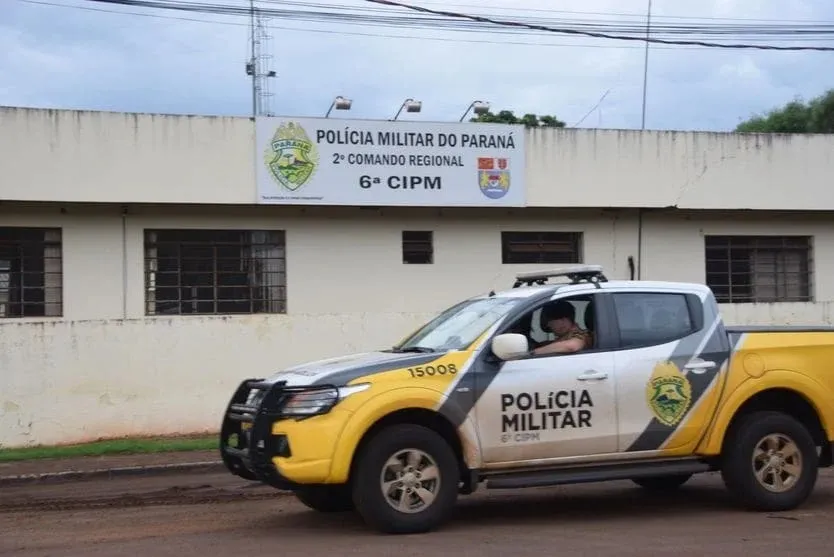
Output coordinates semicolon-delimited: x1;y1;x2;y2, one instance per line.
0;205;631;447
1;204;832;448
524;128;834;210
3;106;833;211
0;108;252;205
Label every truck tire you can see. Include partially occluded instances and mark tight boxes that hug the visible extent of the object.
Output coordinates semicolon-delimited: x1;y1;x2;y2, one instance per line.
351;424;460;534
632;473;692;491
294;485;355;512
721;410;818;512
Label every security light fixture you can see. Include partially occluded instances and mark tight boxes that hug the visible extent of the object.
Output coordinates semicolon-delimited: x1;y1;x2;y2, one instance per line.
393;98;422;120
325;96;353;118
460;100;490;121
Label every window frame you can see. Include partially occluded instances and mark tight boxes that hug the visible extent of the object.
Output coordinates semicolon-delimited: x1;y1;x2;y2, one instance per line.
500;231;582;265
704;234;813;304
0;226;63;319
143;228;287;316
489;291;619;361
609;290;704;350
402;230;434;265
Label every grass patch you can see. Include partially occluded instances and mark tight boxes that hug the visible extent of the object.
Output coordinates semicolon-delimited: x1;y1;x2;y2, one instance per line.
0;434;218;462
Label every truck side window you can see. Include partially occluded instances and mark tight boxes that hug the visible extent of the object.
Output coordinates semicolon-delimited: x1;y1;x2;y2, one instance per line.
502;296;593;350
612;292;695;348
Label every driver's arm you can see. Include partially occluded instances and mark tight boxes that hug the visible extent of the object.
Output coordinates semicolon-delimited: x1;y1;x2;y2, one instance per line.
532;336;585;355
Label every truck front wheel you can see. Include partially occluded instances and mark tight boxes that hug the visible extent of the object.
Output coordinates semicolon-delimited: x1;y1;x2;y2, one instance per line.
351;424;460;534
721;410;818;512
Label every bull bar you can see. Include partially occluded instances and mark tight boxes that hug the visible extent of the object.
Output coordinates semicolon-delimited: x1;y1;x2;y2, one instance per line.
219;377;336;490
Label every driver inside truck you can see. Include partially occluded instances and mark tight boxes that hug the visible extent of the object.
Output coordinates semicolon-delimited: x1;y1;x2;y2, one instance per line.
531;300;593;356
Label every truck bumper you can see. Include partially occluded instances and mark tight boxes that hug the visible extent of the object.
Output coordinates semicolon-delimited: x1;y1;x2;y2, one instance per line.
219;378;310;491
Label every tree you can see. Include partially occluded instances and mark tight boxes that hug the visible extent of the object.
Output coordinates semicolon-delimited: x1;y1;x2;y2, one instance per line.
736;88;834;133
470;109;566;128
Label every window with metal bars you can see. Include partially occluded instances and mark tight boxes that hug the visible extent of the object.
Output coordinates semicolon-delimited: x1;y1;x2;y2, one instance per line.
0;227;63;318
402;231;433;264
501;231;582;265
704;235;813;303
144;229;287;315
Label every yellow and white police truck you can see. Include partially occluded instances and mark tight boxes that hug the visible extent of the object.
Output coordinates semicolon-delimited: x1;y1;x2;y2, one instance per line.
219;265;834;534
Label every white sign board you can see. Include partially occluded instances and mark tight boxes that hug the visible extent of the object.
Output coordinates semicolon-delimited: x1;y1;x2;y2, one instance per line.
255;116;526;206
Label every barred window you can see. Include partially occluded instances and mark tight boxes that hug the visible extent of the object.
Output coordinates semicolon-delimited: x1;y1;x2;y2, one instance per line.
705;235;813;303
144;229;286;315
501;231;582;264
0;227;63;318
402;231;433;264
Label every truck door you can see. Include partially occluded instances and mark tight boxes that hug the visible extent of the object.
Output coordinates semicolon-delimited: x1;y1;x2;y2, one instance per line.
610;289;731;455
473;292;619;465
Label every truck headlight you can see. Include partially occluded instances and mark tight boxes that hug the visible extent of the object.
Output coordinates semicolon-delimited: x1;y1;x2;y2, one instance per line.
282;383;370;417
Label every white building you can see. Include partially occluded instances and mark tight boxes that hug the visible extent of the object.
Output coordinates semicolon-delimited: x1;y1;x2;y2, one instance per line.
1;106;833;448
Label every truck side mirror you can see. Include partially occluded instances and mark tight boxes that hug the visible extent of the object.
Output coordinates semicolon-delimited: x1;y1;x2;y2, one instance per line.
491;333;530;360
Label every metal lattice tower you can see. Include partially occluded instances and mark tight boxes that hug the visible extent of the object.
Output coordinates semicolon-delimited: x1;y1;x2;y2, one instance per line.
246;1;276;117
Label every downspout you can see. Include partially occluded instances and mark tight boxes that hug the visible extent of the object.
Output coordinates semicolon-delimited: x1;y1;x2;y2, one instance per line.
636;208;644;280
122;205;128;319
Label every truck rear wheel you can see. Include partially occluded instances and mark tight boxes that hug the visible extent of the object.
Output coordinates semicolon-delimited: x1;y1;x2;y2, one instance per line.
351;424;459;534
721;410;818;512
294;485;355;512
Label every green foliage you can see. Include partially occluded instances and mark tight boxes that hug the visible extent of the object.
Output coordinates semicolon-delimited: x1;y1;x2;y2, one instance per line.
736;88;834;133
471;109;566;128
0;434;217;462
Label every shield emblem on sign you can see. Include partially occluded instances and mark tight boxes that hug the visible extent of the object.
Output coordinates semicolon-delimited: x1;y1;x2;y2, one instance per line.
264;122;320;192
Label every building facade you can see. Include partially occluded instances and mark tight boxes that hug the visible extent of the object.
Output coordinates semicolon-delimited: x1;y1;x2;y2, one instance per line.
1;106;833;448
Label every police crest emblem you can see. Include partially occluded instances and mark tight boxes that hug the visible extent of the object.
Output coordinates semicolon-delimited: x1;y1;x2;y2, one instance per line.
646;361;692;427
477;157;511;199
264;122;319;192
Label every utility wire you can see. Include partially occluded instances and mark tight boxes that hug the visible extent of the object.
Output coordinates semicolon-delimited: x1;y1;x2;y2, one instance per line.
70;0;834;44
10;0;739;51
371;0;834;24
1;1;721;50
363;0;834;51
572;88;611;127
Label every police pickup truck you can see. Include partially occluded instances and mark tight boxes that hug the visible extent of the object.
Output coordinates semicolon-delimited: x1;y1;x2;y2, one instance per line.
219;265;834;534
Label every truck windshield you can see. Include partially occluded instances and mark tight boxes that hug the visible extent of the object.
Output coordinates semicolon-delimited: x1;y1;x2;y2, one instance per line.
392;296;519;353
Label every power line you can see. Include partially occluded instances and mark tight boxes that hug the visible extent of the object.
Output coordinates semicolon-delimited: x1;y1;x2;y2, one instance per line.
371;0;834;24
572;88;611;127
18;0;834;50
363;0;834;51
68;0;834;44
11;0;731;51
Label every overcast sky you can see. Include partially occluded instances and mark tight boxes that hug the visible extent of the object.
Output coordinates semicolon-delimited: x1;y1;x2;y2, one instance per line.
2;0;834;131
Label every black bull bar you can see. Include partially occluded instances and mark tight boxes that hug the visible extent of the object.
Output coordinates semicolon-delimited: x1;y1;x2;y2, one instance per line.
219;377;329;490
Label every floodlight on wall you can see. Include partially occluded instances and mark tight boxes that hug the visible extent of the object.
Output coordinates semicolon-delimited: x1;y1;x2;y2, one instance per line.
392;98;422;120
460;100;490;122
325;96;353;118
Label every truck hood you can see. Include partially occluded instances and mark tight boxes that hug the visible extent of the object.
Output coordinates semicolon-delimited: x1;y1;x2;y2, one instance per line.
261;350;446;387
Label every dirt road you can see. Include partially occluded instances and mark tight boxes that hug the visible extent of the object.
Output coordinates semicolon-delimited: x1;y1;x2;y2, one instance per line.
3;469;834;556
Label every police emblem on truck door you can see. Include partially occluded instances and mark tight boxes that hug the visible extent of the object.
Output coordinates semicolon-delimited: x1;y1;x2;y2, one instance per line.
646;361;692;427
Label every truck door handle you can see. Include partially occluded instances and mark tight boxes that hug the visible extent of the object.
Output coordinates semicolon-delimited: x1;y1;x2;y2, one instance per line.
577;370;608;381
684;359;716;373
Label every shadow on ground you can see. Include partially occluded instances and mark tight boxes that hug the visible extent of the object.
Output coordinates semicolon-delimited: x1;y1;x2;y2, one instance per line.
252;474;834;535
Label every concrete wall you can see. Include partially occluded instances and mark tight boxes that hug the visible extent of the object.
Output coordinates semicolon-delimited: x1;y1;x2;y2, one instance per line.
3;106;834;211
2;205;833;447
0;205;633;447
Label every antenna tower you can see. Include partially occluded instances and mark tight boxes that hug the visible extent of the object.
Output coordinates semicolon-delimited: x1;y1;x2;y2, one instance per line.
246;1;276;117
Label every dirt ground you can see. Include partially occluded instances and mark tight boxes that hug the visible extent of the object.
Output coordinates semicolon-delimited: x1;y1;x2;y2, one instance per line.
0;450;220;478
3;468;834;556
